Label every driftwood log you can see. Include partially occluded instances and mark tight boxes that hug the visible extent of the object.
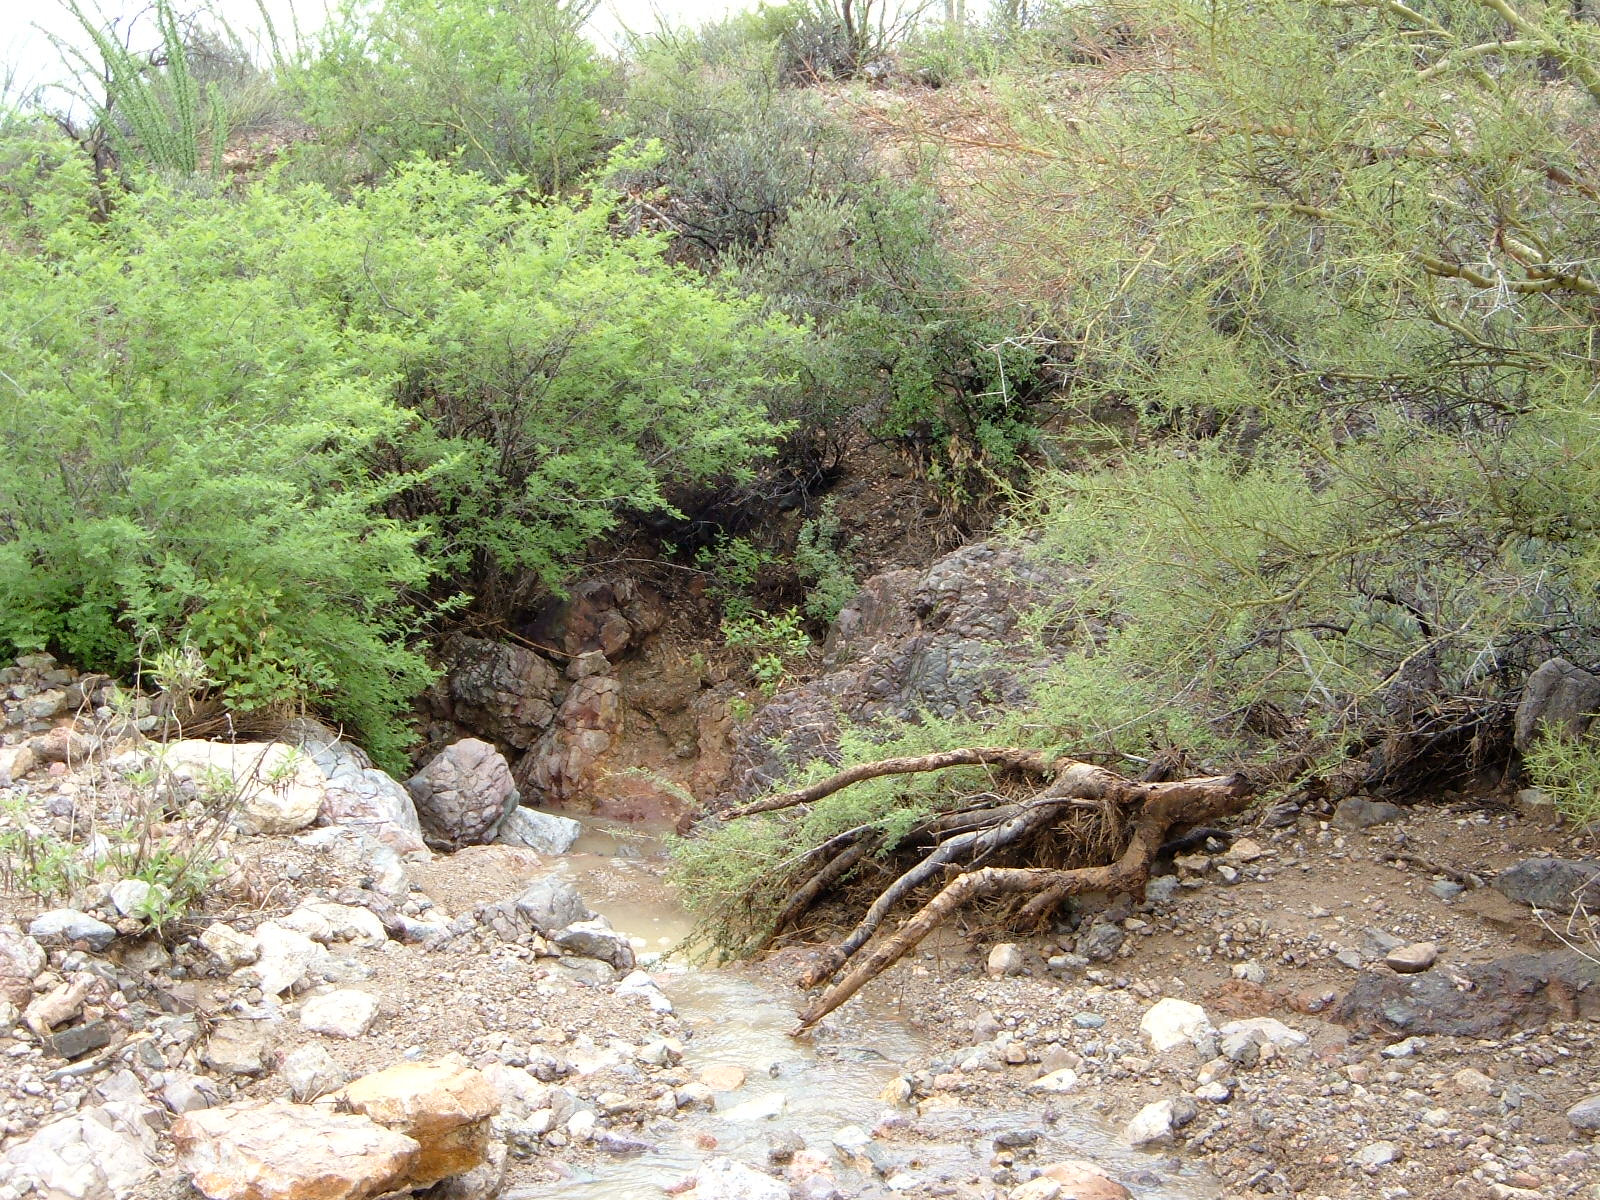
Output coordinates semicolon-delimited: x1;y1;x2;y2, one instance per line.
719;748;1253;1034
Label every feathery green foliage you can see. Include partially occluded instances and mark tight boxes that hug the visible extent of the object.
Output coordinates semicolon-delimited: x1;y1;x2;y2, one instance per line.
0;139;799;767
289;0;611;189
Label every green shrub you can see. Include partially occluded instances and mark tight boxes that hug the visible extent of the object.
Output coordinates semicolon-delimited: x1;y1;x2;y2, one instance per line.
794;499;858;623
612;37;870;254
733;182;1049;494
0;139;802;768
288;0;612;190
1523;736;1600;830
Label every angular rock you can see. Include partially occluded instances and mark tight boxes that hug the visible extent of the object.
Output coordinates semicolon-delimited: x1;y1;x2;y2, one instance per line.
25;978;91;1036
283;901;388;948
1567;1094;1600;1134
161;1072;224;1114
496;806;583;854
46;1019;112;1061
162;740;326;835
173;1100;419;1200
436;635;561;751
1353;1140;1400;1168
513;875;594;934
300;989;381;1039
1216;1017;1309;1049
1027;1068;1080;1093
199;922;260;970
515;671;622;809
719;542;1078;803
1140;997;1213;1053
282;1044;350;1103
551;918;636;970
1123;1097;1196;1146
406;739;518;847
1385;942;1438;973
1514;657;1600;751
1334;951;1600;1035
339;1061;500;1189
286;719;426;856
684;1156;788;1200
242;921;325;996
1034;1160;1132;1200
1493;858;1600;911
0;923;46;1007
29;909;116;952
201;1019;275;1077
1332;796;1405;830
0;743;37;785
0;1101;161;1200
108;879;166;920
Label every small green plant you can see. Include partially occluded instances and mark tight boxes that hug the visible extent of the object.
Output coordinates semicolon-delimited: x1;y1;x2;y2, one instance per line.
722;607;811;694
1524;736;1600;830
696;535;777;622
794;498;858;624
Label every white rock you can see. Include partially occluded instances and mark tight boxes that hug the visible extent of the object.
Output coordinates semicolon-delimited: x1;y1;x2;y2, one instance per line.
1026;1068;1080;1093
290;721;427;856
161;741;326;835
0;744;38;786
615;969;673;1013
0;1101;161;1200
299;989;381;1038
721;1092;786;1121
282;901;387;948
173;1100;418;1200
987;942;1025;977
1216;1017;1308;1049
1123;1099;1180;1146
1353;1140;1399;1168
686;1156;788;1200
1139;998;1213;1053
108;879;167;919
239;922;324;996
497;807;582;854
199;922;259;970
281;1045;349;1103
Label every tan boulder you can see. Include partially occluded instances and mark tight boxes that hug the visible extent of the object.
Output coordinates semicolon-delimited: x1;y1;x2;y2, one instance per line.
337;1061;499;1188
173;1100;418;1200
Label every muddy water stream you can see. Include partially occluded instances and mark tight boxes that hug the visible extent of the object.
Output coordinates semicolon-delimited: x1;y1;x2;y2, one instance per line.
510;814;1218;1200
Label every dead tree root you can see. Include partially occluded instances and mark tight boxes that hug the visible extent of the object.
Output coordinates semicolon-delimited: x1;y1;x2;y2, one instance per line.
717;749;1252;1035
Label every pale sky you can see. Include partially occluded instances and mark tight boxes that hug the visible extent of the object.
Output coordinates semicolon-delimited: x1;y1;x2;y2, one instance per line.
0;0;745;103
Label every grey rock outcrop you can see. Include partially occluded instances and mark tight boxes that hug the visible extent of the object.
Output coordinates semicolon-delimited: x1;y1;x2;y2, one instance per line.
720;541;1080;802
1333;951;1600;1035
1493;858;1600;911
515;670;622;809
406;739;519;847
1514;657;1600;751
512;876;594;933
436;635;562;751
496;806;582;854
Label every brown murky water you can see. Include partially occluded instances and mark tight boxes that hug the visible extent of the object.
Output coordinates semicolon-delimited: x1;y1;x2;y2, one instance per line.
513;812;1218;1199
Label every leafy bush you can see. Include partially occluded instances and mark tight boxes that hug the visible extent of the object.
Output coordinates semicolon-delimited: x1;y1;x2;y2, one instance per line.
794;498;858;622
733;182;1050;495
289;0;613;189
0;139;801;767
612;37;870;254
